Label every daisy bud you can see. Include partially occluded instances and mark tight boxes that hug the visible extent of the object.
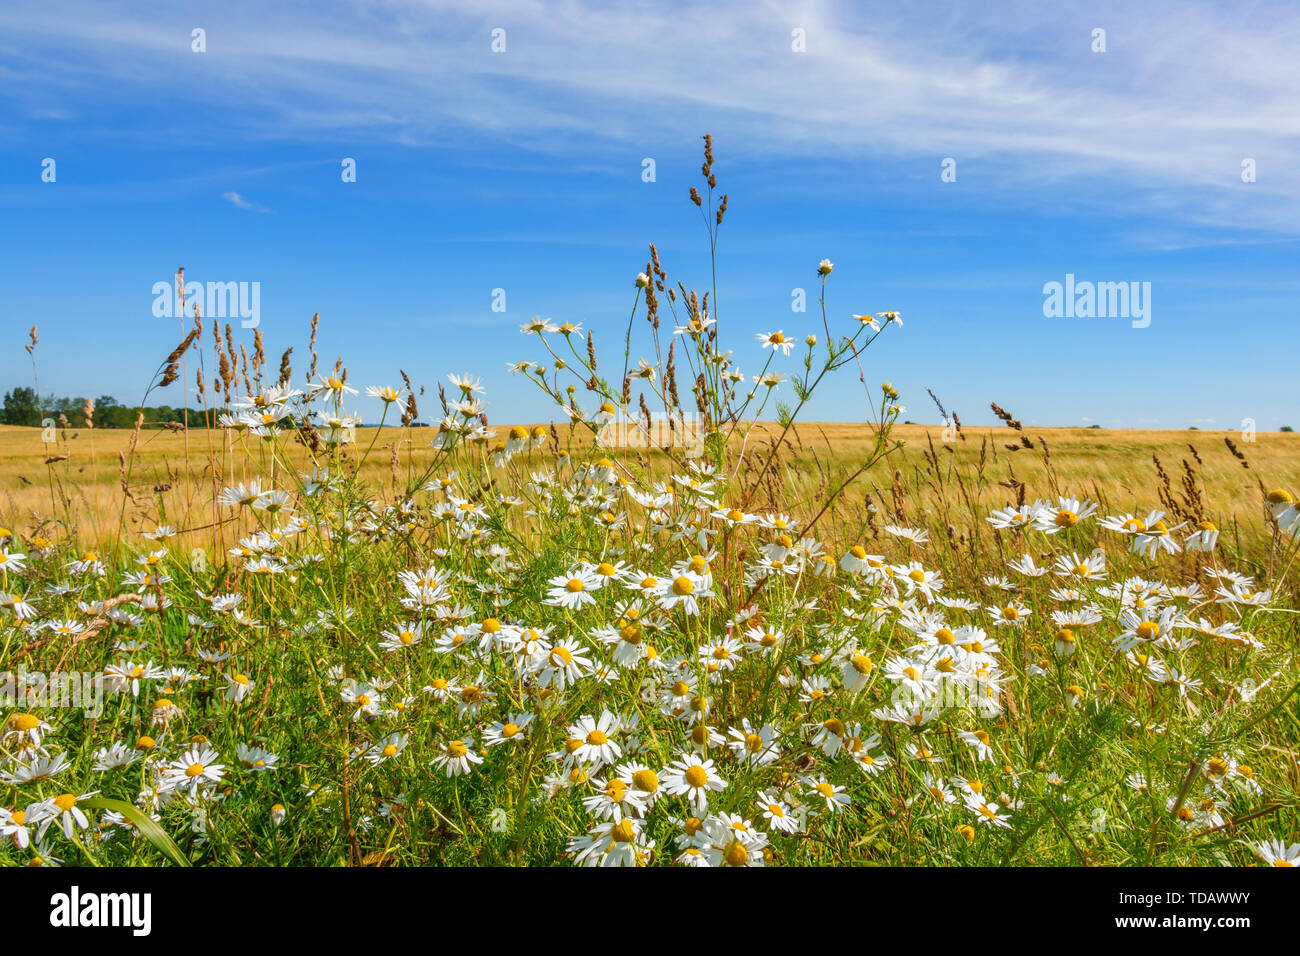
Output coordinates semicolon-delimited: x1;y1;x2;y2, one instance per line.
271;803;287;826
636;273;649;289
817;258;833;276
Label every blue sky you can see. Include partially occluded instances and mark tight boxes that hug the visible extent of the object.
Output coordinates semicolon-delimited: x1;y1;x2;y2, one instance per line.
1;0;1297;429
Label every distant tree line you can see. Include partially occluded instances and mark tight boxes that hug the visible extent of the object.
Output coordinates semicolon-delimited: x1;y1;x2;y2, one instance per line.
1;386;216;428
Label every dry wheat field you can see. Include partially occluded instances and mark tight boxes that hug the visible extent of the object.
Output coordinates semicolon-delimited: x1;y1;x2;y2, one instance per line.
2;140;1298;870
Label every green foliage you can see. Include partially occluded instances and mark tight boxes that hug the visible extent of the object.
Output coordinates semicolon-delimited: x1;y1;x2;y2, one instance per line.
1;388;214;428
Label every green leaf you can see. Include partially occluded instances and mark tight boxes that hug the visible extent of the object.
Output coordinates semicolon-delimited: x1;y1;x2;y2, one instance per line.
85;795;190;867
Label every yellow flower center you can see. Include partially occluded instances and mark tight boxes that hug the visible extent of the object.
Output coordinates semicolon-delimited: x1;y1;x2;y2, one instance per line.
52;794;79;812
611;820;636;843
606;780;627;802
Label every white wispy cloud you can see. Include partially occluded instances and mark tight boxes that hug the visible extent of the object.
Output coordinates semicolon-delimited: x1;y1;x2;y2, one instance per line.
221;191;270;213
1;0;1297;231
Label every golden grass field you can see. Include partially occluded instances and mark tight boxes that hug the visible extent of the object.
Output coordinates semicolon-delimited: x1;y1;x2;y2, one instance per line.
3;421;1296;554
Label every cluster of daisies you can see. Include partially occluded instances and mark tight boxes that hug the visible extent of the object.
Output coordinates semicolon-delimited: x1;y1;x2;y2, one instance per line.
1;385;1297;866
